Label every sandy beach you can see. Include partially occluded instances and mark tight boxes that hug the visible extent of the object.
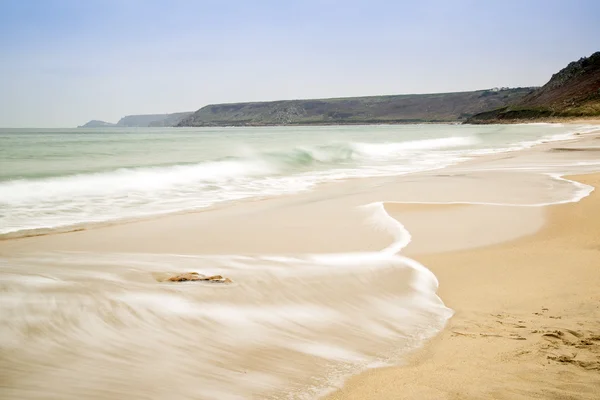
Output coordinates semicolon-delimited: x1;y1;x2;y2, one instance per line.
325;133;600;399
1;125;600;399
327;173;600;400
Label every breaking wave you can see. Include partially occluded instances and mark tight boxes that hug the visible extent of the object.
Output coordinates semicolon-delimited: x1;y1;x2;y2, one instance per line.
1;125;585;236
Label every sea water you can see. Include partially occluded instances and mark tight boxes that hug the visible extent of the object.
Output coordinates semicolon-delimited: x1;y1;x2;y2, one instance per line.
0;123;593;236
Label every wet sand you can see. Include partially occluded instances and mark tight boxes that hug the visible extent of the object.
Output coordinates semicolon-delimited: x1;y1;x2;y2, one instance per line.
326;174;600;399
0;169;581;256
324;131;600;399
1;128;600;399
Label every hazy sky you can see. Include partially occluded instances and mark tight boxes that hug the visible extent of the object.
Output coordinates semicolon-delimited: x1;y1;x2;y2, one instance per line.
1;0;598;127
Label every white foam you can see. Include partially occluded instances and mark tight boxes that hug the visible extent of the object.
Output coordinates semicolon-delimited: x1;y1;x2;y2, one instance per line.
0;160;273;203
353;136;478;158
287;342;366;362
360;202;412;254
0;274;65;287
117;292;196;315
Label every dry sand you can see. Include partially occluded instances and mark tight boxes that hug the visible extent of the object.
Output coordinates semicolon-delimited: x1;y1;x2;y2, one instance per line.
326;173;600;400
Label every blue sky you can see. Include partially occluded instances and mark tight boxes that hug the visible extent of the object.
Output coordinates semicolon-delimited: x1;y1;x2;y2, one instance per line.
0;0;598;127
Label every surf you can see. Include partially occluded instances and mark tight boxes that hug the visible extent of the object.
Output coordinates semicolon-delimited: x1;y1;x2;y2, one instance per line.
0;124;584;236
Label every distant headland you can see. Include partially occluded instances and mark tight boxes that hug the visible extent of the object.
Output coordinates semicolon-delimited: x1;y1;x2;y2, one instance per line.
79;51;599;128
78;89;533;128
78;112;193;128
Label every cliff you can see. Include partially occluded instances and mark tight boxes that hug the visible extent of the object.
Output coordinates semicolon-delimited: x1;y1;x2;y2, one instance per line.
115;112;193;127
147;112;194;127
78;112;192;128
177;88;533;127
467;52;600;123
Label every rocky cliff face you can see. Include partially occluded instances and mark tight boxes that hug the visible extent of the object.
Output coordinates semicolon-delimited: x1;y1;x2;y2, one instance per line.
467;52;600;123
177;88;533;127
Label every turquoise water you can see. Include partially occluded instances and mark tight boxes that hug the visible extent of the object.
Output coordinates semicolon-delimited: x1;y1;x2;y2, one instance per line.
0;124;589;235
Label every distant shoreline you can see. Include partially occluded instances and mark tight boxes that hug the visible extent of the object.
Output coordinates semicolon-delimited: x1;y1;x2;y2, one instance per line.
76;119;462;128
73;116;600;128
77;88;534;128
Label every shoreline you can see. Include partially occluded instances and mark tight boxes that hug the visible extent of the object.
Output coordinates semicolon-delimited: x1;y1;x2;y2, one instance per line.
181;116;600;128
3;121;598;242
73;117;600;130
466;117;600;125
1;124;600;399
326;173;600;399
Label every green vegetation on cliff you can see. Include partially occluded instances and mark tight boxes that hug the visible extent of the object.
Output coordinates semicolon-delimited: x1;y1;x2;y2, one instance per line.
177;89;533;127
467;52;600;123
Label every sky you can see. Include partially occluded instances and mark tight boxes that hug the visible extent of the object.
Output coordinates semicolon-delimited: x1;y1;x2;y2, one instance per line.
0;0;598;127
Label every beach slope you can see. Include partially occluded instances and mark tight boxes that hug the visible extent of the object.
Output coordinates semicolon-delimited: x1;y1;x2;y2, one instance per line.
327;173;600;399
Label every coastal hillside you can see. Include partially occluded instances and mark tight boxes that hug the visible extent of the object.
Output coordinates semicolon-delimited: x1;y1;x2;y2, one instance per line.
116;113;192;127
468;52;600;123
78;112;192;128
147;112;194;127
177;89;533;127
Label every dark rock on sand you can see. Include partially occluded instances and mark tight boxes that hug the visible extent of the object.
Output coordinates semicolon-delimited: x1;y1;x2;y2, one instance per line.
165;272;232;283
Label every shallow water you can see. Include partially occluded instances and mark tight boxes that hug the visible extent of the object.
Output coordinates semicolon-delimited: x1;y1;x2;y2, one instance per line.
1;169;597;399
0;251;451;399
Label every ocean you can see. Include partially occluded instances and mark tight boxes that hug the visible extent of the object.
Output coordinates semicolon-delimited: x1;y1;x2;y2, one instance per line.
0;123;590;236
